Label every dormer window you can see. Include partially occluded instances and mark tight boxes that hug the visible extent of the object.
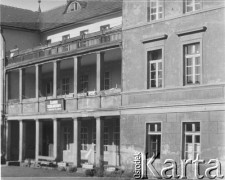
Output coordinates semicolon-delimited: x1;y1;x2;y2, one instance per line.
67;2;81;13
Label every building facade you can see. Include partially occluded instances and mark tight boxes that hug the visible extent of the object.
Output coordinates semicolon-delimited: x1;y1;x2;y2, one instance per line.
1;0;225;178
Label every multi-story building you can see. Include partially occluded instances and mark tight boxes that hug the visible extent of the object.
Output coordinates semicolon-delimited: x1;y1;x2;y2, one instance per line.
1;0;225;177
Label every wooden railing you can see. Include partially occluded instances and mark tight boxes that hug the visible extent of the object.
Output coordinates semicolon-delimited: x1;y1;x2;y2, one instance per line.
7;26;122;65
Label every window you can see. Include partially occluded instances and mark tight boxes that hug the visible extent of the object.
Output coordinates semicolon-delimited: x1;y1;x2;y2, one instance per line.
46;81;53;96
67;2;81;13
92;126;96;151
46;39;51;45
81;127;88;151
184;43;201;85
113;119;120;146
63;126;72;150
100;24;110;31
80;75;88;92
62;34;70;41
62;78;70;95
104;72;110;90
146;123;161;159
147;0;163;22
184;0;201;13
148;49;163;88
104;125;109;151
183;122;200;159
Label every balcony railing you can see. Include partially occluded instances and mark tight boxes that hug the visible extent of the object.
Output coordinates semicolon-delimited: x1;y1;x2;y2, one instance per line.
7;25;122;65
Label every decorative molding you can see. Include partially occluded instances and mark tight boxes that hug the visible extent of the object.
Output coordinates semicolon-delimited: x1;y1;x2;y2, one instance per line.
176;26;207;36
142;34;168;44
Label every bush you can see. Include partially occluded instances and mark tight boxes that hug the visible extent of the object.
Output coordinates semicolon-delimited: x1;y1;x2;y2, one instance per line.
57;166;66;171
85;169;94;176
66;166;77;173
93;167;104;177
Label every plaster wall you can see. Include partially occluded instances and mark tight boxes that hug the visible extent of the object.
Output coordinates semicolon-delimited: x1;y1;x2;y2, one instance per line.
120;110;225;177
122;5;225;92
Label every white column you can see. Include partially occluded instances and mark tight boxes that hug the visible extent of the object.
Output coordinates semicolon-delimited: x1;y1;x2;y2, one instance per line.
19;120;26;162
96;52;104;92
35;119;40;162
96;116;104;167
73;118;81;167
53;119;60;160
6;121;11;161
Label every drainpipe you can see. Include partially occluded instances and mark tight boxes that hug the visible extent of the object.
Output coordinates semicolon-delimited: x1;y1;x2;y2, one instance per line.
0;27;6;155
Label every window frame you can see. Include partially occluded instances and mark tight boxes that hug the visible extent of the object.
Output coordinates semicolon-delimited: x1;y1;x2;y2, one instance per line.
182;39;202;86
146;46;164;89
184;0;202;13
62;77;70;95
81;127;88;151
63;126;72;151
182;122;201;160
104;71;111;90
147;0;164;22
80;74;89;92
145;122;162;159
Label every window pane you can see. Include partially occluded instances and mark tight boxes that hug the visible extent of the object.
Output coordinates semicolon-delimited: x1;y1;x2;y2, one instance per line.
151;8;157;13
150;124;155;132
151;80;156;87
187;76;193;84
151;63;156;71
195;43;200;53
195;57;200;65
187;0;193;5
158;71;162;78
151;15;156;20
195;4;201;10
186;135;192;143
186;58;192;66
195;123;200;131
151;72;156;79
158;62;162;70
187;67;193;75
195;135;200;143
195;66;200;74
158;79;162;87
186;123;192;131
187;6;193;12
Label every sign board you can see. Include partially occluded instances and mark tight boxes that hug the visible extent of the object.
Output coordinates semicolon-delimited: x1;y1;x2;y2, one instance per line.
46;99;65;112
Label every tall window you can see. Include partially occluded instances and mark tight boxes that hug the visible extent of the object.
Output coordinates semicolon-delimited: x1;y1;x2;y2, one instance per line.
81;127;88;151
62;77;70;95
147;0;163;22
113;119;120;146
80;75;88;92
92;126;96;151
148;49;163;88
104;72;110;90
184;0;201;13
63;127;72;150
146;123;161;159
46;81;53;96
184;43;201;85
104;125;109;151
183;122;200;159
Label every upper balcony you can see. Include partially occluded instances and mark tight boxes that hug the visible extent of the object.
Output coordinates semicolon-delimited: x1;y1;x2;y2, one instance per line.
6;25;122;69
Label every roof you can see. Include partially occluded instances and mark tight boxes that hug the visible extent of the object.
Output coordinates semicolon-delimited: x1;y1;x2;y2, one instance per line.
0;5;39;30
0;0;122;32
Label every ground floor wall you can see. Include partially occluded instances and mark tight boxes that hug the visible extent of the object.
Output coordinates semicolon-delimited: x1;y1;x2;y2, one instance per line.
120;110;225;178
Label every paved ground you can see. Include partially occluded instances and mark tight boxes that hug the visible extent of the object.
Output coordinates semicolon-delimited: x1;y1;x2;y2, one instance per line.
1;166;133;180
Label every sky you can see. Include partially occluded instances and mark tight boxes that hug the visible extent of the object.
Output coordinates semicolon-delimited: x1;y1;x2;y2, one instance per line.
0;0;67;12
